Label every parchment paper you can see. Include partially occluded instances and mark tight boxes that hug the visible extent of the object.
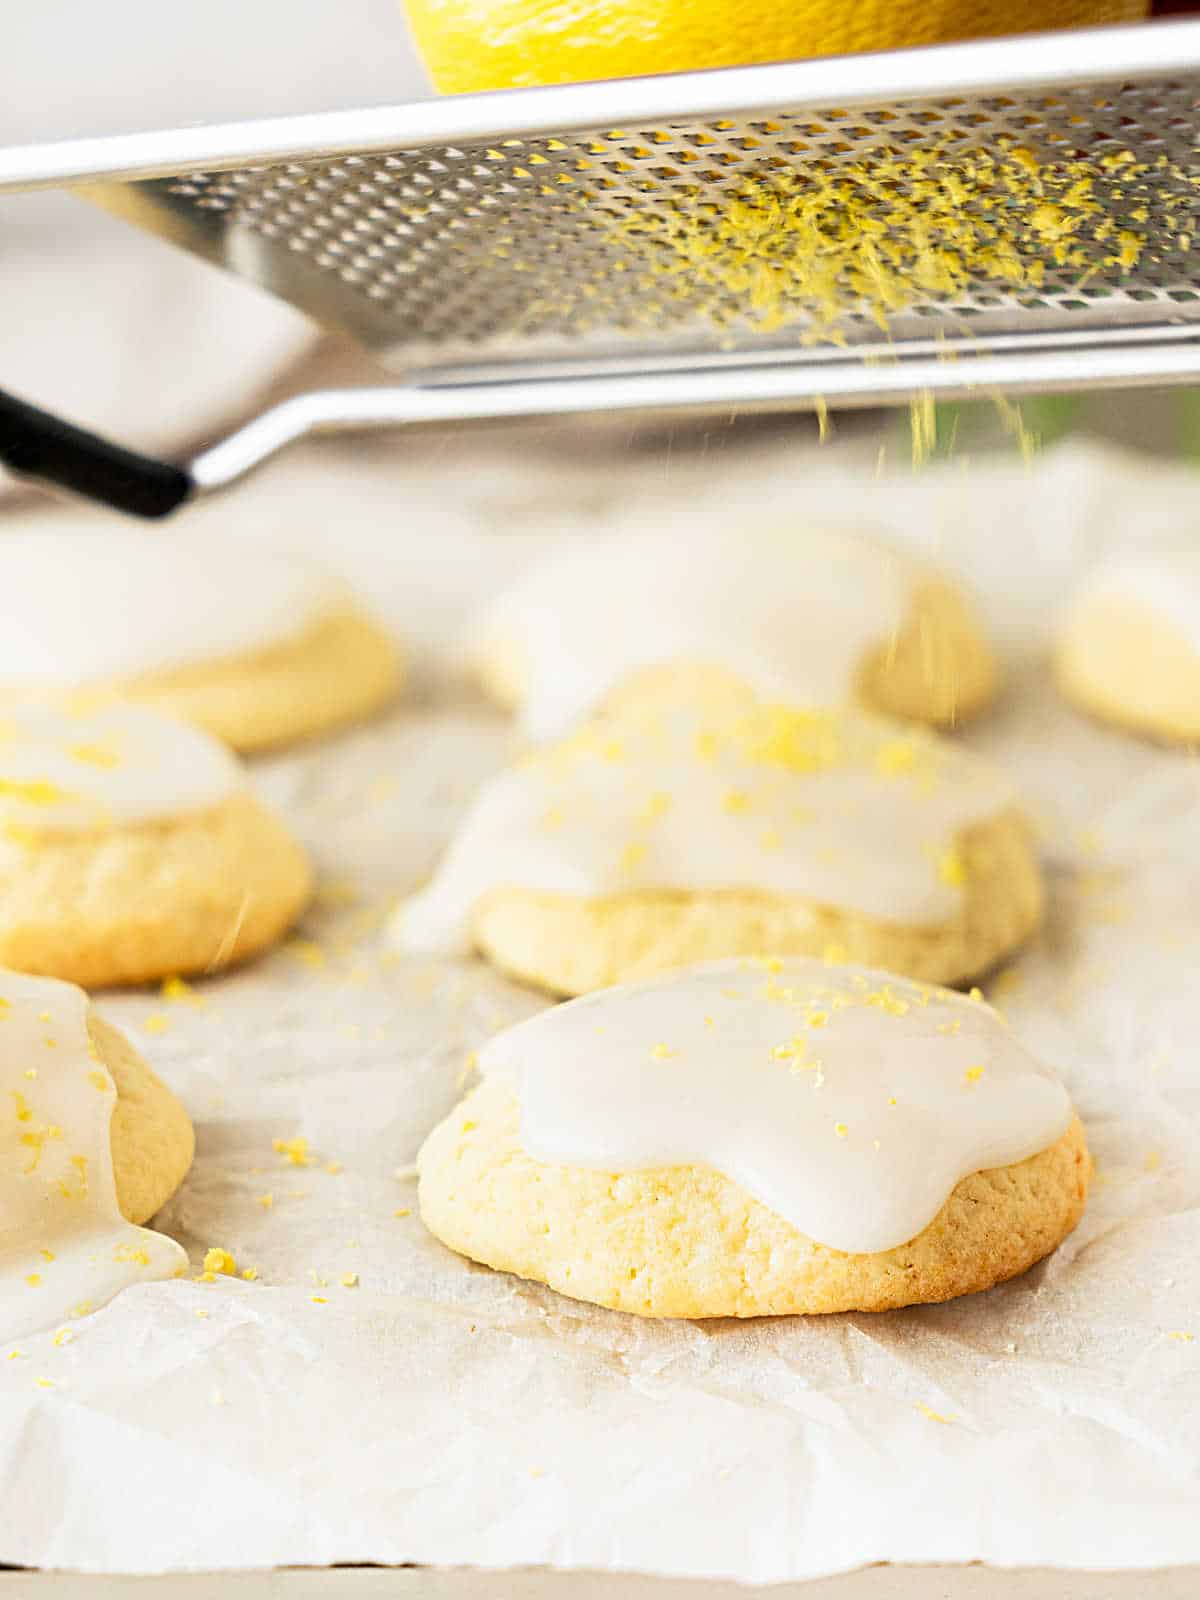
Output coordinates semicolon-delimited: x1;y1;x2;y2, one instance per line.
0;434;1197;1580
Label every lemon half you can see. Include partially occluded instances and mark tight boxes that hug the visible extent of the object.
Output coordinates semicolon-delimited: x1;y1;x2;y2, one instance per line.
403;0;1147;94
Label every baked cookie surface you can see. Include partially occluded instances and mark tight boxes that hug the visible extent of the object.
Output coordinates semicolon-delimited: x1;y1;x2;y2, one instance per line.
94;1013;196;1226
1056;547;1200;744
0;525;401;752
419;959;1087;1318
475;526;998;740
0;970;191;1340
395;684;1040;992
0;703;312;986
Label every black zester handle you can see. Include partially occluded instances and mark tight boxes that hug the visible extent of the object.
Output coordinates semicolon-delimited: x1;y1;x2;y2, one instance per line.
0;387;193;519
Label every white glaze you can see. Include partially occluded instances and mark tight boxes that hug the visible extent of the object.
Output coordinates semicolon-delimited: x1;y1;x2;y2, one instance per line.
481;957;1072;1255
476;526;923;740
0;525;341;685
396;698;1014;955
0;703;243;833
1071;546;1200;651
0;971;186;1342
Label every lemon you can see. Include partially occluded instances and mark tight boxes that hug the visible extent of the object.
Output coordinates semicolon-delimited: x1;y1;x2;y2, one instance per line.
403;0;1147;93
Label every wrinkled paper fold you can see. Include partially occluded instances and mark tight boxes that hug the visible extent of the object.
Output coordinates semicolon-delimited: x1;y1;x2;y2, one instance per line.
1;438;1197;1578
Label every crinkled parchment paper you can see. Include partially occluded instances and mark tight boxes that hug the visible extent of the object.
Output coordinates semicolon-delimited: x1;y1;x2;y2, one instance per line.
0;436;1197;1579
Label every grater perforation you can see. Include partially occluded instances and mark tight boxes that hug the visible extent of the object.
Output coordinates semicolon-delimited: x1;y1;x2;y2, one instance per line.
4;23;1200;515
7;45;1189;372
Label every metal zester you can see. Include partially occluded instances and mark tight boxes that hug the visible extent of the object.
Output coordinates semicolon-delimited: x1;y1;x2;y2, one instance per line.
2;19;1200;516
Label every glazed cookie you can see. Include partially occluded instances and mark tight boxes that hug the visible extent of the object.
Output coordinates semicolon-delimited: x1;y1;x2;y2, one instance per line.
419;959;1088;1318
474;526;998;740
0;969;192;1340
0;524;401;752
394;684;1041;993
1056;547;1200;744
0;702;312;987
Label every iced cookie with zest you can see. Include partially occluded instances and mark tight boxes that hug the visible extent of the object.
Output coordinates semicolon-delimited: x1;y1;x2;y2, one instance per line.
0;703;311;987
0;970;192;1342
0;523;401;752
394;684;1040;993
474;526;998;742
418;958;1088;1318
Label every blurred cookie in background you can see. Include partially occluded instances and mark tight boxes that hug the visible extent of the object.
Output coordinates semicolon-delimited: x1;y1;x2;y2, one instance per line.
0;519;401;751
473;524;999;743
1056;545;1200;745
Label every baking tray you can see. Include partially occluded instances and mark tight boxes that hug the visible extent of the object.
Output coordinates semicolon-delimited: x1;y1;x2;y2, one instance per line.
2;1565;1198;1596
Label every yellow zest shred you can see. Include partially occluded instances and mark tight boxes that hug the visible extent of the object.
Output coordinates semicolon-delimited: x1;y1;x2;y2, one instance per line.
0;778;65;807
273;1136;313;1167
937;848;969;888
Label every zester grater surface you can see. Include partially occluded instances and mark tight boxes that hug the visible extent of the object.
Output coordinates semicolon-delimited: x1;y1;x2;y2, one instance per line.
156;83;1200;375
4;23;1200;388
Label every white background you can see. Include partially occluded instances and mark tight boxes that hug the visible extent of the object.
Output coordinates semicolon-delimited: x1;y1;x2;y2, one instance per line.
2;0;427;138
0;0;431;460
